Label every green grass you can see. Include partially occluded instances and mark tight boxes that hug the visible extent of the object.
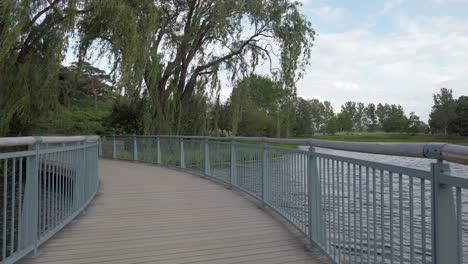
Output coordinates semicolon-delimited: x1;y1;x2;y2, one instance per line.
308;132;468;144
238;141;299;149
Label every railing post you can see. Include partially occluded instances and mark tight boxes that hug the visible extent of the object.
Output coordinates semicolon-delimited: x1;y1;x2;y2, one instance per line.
230;140;237;187
262;143;270;206
133;136;138;161
431;160;460;264
180;138;186;169
156;137;161;164
98;137;103;157
21;142;39;257
81;140;88;215
112;136;116;160
204;138;210;175
307;146;322;249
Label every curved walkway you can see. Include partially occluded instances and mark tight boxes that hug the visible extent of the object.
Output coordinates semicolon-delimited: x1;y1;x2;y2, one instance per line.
20;160;328;264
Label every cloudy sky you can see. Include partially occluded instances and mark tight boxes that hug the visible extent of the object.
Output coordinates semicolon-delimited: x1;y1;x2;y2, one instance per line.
291;0;468;121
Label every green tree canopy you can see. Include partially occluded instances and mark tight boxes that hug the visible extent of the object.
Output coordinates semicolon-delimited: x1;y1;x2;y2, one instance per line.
429;88;457;135
229;74;288;137
293;98;314;136
0;0;79;135
58;62;114;108
78;0;315;134
449;96;468;136
365;103;378;132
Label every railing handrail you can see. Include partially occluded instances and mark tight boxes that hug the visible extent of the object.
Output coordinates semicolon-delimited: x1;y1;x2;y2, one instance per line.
0;135;100;147
105;135;468;165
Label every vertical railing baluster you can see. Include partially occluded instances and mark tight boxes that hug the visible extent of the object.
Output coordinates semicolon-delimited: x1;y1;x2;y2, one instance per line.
180;138;186;169
336;161;341;262
381;169;385;263
230;140;237;188
390;172;394;264
32;143;39;255
20;142;39;256
52;151;56;228
133;136;138;161
359;165;363;262
366;167;370;262
372;168;377;263
3;159;7;261
307;146;322;249
341;161;346;262
204;139;210;176
456;187;462;264
17;157;23;251
421;178;426;264
112;136;116;160
156;137;161;164
399;173;403;264
431;160;459;264
60;144;65;223
38;153;42;236
262;143;270;206
98;138;103;157
44;153;49;233
10;158;16;255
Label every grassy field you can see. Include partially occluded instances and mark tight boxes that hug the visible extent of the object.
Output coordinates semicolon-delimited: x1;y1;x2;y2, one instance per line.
237;133;468;146
239;141;299;149
309;132;468;144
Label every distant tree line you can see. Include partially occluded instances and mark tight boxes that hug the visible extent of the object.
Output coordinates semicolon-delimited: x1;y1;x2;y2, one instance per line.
209;75;431;137
3;61;467;138
204;76;466;138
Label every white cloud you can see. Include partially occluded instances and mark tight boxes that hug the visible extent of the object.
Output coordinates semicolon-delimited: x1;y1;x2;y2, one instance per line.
309;5;344;23
434;0;468;3
383;0;404;12
334;81;362;92
297;16;468;122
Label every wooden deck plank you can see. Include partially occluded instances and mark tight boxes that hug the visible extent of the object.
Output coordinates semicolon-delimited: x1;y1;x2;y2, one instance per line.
19;160;329;264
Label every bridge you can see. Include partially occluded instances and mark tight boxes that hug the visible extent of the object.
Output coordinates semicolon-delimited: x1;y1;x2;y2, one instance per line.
1;135;468;264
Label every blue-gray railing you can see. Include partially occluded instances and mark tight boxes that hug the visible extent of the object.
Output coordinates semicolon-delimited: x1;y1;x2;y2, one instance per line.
0;136;99;264
101;135;468;264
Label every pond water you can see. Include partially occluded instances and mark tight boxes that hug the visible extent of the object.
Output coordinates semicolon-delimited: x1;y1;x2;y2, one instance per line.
298;146;468;177
295;146;468;263
221;145;468;263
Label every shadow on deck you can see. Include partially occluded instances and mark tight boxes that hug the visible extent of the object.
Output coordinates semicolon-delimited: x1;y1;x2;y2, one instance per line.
19;160;329;264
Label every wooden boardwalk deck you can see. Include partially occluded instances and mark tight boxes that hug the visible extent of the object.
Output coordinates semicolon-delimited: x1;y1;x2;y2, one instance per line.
19;160;328;264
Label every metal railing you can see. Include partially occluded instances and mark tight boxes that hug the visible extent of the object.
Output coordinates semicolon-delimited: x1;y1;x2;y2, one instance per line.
102;135;468;264
0;136;99;264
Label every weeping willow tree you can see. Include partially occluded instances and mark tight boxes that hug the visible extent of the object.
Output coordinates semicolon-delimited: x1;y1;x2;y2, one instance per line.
0;0;79;135
229;74;292;137
78;0;315;135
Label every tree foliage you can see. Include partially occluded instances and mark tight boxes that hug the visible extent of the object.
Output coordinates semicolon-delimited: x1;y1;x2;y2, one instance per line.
58;62;113;108
451;96;468;136
0;0;78;135
428;89;468;136
429;88;457;135
78;0;315;134
228;74;288;137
